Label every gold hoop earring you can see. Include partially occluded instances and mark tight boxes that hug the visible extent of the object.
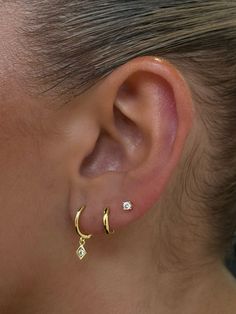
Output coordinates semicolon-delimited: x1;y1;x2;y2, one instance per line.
74;205;92;260
103;207;115;235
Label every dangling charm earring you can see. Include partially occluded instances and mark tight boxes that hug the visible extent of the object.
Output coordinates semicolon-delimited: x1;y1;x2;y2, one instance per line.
103;207;115;234
74;205;92;260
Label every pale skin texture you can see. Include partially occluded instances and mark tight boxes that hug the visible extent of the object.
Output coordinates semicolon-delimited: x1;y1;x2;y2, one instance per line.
1;7;236;314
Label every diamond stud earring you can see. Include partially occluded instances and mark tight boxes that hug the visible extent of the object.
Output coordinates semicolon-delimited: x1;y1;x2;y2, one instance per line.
122;201;133;211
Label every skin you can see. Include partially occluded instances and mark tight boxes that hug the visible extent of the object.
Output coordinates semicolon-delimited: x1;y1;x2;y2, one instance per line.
0;7;236;314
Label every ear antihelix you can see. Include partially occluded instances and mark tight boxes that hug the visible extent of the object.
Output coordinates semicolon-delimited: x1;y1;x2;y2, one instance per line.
113;105;144;149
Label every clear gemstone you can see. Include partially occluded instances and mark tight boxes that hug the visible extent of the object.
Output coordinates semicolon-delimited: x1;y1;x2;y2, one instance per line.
122;201;133;211
76;245;87;260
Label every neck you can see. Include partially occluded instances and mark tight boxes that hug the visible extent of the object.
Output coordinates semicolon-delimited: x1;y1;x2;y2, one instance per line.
7;215;236;314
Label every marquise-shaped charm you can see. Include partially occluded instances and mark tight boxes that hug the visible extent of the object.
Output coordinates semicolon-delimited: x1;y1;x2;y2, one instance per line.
76;244;87;260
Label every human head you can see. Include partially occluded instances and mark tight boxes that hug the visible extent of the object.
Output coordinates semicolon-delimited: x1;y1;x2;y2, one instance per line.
0;0;236;299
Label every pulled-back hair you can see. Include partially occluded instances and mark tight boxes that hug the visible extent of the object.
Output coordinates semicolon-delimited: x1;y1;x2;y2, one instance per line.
7;1;236;257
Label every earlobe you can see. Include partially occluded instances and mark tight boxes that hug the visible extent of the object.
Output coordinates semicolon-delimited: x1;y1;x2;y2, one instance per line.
68;56;194;235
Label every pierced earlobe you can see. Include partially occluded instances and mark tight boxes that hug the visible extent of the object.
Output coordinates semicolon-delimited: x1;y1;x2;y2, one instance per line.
74;205;117;260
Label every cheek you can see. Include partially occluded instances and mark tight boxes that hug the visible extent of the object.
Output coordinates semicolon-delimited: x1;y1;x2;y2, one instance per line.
0;101;68;297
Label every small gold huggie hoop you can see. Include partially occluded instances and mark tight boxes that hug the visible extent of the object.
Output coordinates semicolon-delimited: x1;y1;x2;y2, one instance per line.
103;207;115;235
74;205;92;260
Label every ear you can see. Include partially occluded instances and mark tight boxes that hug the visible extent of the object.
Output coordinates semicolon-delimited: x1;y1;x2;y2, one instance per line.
68;56;194;234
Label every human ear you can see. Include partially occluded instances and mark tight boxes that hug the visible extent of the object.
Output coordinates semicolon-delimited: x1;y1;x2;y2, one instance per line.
67;56;194;234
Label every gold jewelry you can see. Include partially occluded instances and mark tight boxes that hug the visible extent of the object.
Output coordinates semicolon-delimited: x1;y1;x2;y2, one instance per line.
103;207;115;235
74;205;92;260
